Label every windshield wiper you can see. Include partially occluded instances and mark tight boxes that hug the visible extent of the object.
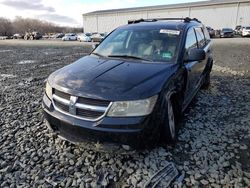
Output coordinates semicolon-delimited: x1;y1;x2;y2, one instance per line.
91;52;105;57
108;55;152;62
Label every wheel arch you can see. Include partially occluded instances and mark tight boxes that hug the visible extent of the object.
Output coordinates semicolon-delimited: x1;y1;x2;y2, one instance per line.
161;69;186;114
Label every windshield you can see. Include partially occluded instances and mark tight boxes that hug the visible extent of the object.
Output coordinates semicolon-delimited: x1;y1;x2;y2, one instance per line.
245;27;250;30
222;28;233;32
92;28;181;63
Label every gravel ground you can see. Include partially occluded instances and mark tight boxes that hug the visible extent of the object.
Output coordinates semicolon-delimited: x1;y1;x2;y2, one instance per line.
0;38;249;187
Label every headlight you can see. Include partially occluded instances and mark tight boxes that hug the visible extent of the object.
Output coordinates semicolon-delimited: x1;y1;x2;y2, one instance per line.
107;95;158;117
45;82;53;100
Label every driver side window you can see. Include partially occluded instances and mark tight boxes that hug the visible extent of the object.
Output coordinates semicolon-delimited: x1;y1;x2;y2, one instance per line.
185;28;198;59
185;28;198;51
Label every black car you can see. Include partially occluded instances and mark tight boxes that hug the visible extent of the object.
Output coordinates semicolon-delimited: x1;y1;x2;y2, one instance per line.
220;28;234;38
43;17;213;149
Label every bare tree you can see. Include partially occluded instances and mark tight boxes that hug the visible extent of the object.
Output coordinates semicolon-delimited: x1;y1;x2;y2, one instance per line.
12;16;55;34
0;17;13;36
0;16;83;36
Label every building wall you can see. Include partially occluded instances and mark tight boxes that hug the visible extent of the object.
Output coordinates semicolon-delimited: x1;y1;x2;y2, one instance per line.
238;2;250;26
83;2;250;33
147;8;189;18
190;4;238;29
82;16;97;33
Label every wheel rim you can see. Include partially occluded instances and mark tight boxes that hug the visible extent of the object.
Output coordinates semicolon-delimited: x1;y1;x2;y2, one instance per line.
167;97;175;139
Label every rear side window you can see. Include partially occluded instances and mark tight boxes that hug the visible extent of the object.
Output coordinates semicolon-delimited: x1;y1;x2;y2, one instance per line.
203;27;211;43
195;28;206;48
185;28;197;50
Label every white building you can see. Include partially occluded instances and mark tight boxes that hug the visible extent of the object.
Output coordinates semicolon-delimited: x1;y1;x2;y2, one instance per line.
82;0;250;33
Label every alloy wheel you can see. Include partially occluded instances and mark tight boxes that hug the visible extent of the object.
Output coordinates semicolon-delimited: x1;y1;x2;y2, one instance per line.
167;97;175;139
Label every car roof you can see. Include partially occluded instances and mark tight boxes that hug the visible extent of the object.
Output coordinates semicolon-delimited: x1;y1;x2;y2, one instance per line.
118;20;202;31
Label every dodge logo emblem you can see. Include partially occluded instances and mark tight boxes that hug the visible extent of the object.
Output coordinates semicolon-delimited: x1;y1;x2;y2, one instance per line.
69;96;78;115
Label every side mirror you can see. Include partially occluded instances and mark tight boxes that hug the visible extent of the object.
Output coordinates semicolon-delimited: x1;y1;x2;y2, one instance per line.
92;43;99;49
185;48;206;61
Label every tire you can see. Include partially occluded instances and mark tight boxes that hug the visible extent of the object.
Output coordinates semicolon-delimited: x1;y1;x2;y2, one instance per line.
201;72;210;89
30;36;34;40
161;94;179;144
24;36;28;40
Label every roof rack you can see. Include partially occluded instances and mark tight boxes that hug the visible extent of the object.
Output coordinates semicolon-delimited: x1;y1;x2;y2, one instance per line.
128;17;201;24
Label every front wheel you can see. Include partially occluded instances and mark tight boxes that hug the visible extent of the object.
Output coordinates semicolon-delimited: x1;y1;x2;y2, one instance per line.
161;94;180;144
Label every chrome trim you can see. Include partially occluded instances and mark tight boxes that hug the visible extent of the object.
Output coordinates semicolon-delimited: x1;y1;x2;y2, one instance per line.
53;94;107;113
52;100;113;122
75;103;106;112
53;94;70;105
52;93;112;122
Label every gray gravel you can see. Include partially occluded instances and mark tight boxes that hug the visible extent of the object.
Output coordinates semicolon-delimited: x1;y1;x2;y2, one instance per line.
0;39;249;187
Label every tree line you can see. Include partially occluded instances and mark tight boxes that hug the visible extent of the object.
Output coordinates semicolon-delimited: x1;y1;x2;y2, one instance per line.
0;16;82;36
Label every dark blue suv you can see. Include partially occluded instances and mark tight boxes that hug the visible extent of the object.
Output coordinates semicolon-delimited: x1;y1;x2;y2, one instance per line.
43;17;213;149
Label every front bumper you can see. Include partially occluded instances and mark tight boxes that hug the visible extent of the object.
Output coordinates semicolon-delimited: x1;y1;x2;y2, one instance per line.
42;94;151;149
220;33;234;38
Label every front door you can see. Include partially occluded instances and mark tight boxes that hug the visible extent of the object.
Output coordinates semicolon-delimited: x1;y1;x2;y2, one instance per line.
184;27;201;102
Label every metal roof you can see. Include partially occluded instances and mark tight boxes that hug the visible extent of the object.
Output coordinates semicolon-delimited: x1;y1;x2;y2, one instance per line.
83;0;250;16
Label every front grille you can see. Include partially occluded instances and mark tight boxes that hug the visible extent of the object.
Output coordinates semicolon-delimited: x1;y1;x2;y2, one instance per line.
76;108;103;118
54;90;70;100
52;89;111;121
54;100;69;112
77;97;110;107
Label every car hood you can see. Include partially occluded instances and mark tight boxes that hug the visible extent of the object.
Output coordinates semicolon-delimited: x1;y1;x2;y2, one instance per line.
48;55;178;101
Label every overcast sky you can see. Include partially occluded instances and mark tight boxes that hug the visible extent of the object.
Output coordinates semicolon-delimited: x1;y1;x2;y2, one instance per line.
0;0;203;27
